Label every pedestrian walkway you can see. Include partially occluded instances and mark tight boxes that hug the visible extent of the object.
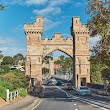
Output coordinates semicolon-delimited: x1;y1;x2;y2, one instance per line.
90;88;110;96
0;95;40;110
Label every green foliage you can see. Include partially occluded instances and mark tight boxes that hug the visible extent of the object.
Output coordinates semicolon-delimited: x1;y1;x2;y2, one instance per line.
0;54;3;59
0;65;10;74
42;55;53;64
101;67;110;80
59;55;65;61
18;88;28;97
54;56;73;74
13;53;24;65
42;67;49;75
0;86;6;98
2;56;13;65
86;0;110;84
0;69;27;98
0;81;28;98
86;0;110;39
90;56;104;84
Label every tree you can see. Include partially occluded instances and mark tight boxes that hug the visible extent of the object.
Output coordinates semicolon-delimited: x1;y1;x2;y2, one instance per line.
0;4;6;10
0;65;10;74
90;62;103;84
54;56;73;75
13;53;24;65
86;0;110;87
101;67;110;90
2;56;13;65
0;50;3;59
0;55;3;59
42;67;49;75
59;55;65;61
42;55;53;64
86;0;110;61
86;0;110;40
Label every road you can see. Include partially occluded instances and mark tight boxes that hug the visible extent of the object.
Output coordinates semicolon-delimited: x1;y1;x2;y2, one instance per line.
34;85;110;110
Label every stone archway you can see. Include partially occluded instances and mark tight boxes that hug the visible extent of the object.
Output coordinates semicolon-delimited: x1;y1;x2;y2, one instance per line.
24;16;90;87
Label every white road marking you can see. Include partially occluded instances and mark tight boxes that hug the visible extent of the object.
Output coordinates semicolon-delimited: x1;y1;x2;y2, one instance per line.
44;98;72;100
55;86;110;110
74;104;76;105
31;99;42;110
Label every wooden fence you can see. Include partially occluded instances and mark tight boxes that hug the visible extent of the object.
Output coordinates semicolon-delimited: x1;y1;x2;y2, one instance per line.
6;89;18;101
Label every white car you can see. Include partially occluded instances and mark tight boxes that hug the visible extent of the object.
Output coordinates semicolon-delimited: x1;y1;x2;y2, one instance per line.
77;86;92;96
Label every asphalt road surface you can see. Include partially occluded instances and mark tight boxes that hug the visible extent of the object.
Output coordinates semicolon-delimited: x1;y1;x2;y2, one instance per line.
34;85;110;110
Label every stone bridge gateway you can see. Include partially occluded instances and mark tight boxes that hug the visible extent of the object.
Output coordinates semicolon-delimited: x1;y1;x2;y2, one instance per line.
24;16;90;87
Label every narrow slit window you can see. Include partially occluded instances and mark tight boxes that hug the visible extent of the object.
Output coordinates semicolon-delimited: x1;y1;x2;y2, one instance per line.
76;20;77;24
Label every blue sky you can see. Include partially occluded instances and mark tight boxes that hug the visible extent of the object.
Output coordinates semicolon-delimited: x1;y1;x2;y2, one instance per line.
0;0;99;57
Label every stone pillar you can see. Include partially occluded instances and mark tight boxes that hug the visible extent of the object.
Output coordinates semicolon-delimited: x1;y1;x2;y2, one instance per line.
24;16;44;87
49;60;54;76
71;17;90;87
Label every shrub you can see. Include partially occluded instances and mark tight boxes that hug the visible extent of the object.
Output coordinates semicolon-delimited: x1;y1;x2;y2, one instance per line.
0;65;10;74
18;88;28;97
0;69;27;98
0;86;6;98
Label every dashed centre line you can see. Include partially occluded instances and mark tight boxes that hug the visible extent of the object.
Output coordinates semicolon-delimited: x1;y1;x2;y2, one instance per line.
55;86;110;110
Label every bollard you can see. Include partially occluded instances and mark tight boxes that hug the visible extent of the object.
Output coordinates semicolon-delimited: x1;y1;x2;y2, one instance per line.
6;89;9;101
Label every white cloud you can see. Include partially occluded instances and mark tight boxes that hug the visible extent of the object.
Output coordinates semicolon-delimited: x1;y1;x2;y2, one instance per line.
0;47;25;57
25;0;48;5
1;0;23;5
0;36;25;56
49;0;70;7
0;37;17;46
74;2;82;7
32;0;71;16
33;6;61;16
11;24;23;32
1;0;48;5
89;35;100;49
44;18;61;31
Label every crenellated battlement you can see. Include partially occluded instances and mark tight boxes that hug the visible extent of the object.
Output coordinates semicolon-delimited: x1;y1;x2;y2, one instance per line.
74;31;89;35
42;33;73;45
24;16;43;34
71;17;89;35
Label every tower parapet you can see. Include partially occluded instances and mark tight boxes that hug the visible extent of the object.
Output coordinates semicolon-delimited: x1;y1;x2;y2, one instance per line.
71;17;89;36
42;33;73;45
24;16;44;35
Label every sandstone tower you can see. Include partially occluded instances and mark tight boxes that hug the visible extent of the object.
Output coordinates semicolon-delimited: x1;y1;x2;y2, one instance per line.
71;17;90;87
24;17;44;85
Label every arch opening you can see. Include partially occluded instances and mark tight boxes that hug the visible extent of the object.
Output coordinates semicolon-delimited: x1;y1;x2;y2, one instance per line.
42;50;74;83
43;48;73;59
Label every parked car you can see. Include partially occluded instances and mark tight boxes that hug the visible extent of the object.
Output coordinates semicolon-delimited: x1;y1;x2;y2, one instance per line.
65;83;73;90
46;78;57;85
76;86;92;96
47;81;53;85
56;81;64;86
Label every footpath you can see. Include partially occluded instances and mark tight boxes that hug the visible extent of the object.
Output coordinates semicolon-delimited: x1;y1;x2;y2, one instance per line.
0;87;44;110
0;95;40;110
90;88;110;96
